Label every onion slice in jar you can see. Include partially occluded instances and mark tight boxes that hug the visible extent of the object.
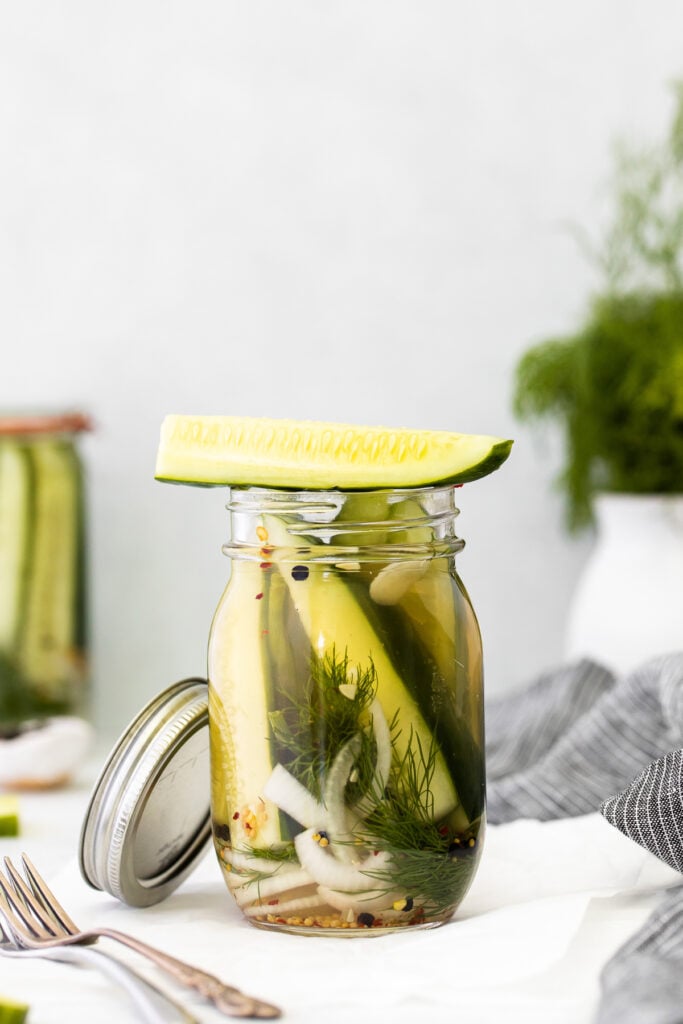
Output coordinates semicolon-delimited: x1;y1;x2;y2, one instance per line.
294;828;391;892
317;884;402;915
262;763;326;829
231;867;315;906
348;699;392;824
221;848;303;876
323;734;363;861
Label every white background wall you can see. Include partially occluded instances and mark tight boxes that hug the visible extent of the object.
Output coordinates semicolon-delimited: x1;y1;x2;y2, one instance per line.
2;1;682;736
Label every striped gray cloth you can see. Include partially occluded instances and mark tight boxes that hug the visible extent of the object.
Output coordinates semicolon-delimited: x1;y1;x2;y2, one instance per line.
485;652;683;1024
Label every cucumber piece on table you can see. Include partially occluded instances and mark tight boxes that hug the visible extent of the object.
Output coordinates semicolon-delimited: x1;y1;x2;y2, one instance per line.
0;794;19;836
0;998;29;1024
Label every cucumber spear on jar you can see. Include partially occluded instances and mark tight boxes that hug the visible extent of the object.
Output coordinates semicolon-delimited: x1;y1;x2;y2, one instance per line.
156;415;512;933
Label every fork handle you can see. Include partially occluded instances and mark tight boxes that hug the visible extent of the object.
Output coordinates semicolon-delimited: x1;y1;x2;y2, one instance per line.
48;944;199;1024
94;928;280;1019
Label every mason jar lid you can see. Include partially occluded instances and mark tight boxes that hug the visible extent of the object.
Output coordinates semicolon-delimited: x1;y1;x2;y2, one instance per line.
78;678;211;907
0;412;93;436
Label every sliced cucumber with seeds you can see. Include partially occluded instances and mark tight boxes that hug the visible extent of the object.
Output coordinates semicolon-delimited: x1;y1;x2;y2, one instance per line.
156;414;512;489
208;561;283;847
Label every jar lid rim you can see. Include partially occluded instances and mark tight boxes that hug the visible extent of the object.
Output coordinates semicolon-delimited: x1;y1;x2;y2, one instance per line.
0;412;93;436
78;677;211;907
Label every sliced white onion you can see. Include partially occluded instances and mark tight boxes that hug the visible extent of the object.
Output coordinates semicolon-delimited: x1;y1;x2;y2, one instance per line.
349;699;392;824
317;884;400;915
294;828;392;892
221;847;302;877
323;734;362;861
262;763;325;828
369;560;429;605
232;867;314;906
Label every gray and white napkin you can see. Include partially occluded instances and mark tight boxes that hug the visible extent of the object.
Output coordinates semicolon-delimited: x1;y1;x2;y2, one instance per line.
486;652;683;1024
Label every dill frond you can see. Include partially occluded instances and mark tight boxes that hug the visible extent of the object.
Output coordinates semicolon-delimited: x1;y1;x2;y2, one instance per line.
269;647;378;801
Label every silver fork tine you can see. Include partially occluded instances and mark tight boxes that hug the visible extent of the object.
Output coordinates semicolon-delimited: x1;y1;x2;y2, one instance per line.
3;858;63;938
0;866;53;942
0;864;199;1023
16;854;79;934
14;854;282;1019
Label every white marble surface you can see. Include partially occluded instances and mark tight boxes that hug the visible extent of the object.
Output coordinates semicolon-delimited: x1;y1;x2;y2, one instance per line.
0;759;679;1024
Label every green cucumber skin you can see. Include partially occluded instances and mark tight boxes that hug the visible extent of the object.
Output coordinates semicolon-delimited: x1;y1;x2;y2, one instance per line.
347;572;485;824
155;437;513;490
0;443;31;652
210;561;305;848
0;440;86;722
13;439;86;712
0;1000;29;1024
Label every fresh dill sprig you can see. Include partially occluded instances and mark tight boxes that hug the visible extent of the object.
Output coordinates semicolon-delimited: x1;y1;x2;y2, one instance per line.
238;844;299;863
359;725;480;917
269;647;378;802
363;848;474;919
268;647;480;918
224;844;299;889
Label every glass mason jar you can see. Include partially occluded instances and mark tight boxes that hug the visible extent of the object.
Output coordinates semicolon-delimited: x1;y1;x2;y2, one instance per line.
0;413;90;726
208;485;484;935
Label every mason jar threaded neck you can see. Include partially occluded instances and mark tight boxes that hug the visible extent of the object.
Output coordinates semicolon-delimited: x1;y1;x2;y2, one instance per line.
222;485;464;563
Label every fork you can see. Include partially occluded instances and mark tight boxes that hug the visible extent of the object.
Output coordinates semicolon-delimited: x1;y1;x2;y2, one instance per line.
2;855;281;1019
0;884;198;1023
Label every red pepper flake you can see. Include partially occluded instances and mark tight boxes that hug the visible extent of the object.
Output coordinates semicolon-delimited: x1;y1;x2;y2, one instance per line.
261;629;269;636
255;592;264;600
438;825;449;836
260;545;274;556
259;562;272;569
232;812;240;820
267;899;279;906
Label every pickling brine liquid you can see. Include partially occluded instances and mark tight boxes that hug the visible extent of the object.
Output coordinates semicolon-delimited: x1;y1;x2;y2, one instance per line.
208;487;485;935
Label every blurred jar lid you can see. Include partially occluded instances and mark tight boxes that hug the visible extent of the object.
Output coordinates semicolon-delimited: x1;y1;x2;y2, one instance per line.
0;412;93;436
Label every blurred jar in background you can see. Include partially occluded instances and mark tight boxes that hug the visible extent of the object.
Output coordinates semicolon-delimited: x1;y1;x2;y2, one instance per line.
0;412;91;726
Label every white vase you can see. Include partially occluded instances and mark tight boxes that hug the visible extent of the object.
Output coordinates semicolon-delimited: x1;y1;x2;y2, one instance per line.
564;493;683;675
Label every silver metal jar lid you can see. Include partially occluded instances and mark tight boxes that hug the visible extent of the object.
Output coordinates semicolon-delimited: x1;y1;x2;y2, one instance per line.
79;678;211;907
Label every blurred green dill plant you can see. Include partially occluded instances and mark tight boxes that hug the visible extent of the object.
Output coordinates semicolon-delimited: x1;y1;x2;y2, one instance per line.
514;84;683;531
